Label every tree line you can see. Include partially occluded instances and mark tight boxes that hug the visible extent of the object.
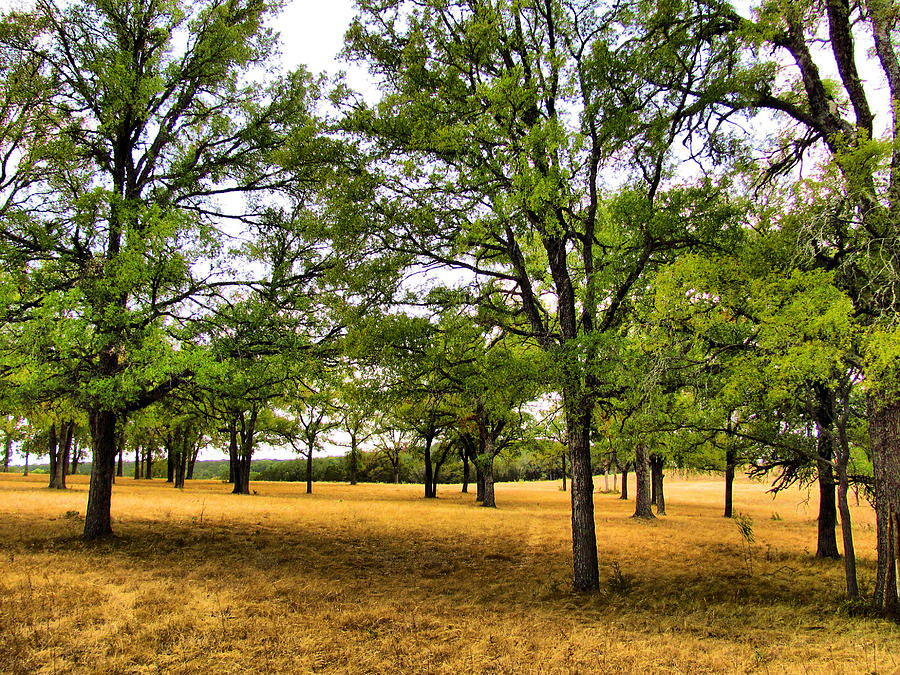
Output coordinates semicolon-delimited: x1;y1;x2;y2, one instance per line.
0;0;898;617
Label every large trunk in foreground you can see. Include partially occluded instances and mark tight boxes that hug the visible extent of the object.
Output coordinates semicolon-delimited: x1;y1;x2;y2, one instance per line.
566;398;599;592
84;409;119;539
870;398;900;618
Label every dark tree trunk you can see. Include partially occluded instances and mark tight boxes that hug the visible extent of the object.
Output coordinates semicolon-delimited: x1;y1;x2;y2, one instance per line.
144;444;152;479
869;397;900;618
60;422;72;485
174;446;187;489
134;443;141;479
650;453;665;516
620;463;629;500
84;409;118;539
392;460;400;484
233;453;251;494
48;423;59;488
724;447;735;518
461;451;470;493
566;398;599;592
815;387;840;559
2;435;10;472
166;437;174;483
632;443;654;519
232;410;257;495
423;434;435;499
306;448;313;494
23;449;28;476
835;390;858;600
70;442;80;475
187;443;199;480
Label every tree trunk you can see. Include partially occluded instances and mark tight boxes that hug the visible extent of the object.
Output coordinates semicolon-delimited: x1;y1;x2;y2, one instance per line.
461;452;470;493
620;463;629;500
836;451;858;599
423;434;435;499
60;422;72;486
48;423;59;489
724;447;735;518
144;444;152;479
187;443;199;480
815;388;840;559
632;443;654;519
2;435;10;472
613;468;617;493
566;399;599;592
306;448;313;494
232;413;255;495
561;453;567;492
166;438;174;483
84;409;118;539
23;449;28;476
650;453;665;516
392;460;400;484
869;397;900;618
134;443;141;479
71;442;80;475
174;445;186;489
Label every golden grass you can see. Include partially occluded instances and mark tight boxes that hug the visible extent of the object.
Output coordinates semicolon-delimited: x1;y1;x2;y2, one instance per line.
0;472;897;674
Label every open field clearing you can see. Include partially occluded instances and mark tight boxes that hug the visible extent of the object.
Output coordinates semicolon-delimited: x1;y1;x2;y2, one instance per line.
0;472;897;674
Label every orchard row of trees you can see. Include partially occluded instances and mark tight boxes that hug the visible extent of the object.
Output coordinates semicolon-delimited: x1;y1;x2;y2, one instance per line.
0;0;898;616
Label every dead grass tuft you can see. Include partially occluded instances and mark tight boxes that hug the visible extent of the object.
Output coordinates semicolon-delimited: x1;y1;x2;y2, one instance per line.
0;472;897;673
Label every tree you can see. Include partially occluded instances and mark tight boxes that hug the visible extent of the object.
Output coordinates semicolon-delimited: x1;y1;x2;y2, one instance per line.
0;0;335;538
639;0;900;616
344;0;743;590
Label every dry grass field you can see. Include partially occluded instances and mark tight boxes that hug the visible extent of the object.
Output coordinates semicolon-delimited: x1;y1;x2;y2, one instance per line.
0;472;898;674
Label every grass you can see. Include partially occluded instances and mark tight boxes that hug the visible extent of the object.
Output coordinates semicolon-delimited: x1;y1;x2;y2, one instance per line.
0;472;897;674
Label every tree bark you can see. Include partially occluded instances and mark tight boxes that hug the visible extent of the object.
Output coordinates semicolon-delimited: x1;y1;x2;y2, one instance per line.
84;409;118;539
475;462;484;502
724;447;735;518
620;463;629;500
134;443;141;479
306;448;313;494
566;399;599;592
561;453;567;492
814;388;840;559
143;444;152;479
869;397;900;617
650;453;665;516
632;443;654;519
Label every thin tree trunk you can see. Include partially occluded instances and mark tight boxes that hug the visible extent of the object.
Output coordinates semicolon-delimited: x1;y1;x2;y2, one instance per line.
620;463;629;500
144;444;152;479
423;434;435;499
60;422;72;486
166;437;174;483
2;435;10;472
306;448;313;494
392;459;400;484
115;422;125;478
724;447;735;518
134;443;141;479
348;436;359;486
228;423;238;484
23;449;28;476
461;452;470;493
84;409;118;539
48;423;59;489
632;443;654;519
70;442;80;475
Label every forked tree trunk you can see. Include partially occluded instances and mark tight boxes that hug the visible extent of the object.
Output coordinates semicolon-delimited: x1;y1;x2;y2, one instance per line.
632;443;654;519
724;447;735;518
869;397;900;618
187;442;199;480
84;409;118;539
